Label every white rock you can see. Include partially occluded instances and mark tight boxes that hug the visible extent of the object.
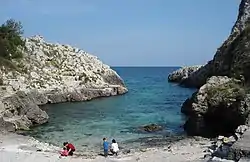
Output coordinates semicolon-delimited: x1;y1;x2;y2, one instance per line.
218;135;224;140
228;136;236;143
235;132;241;139
211;157;235;162
236;125;248;134
30;72;40;79
0;35;128;106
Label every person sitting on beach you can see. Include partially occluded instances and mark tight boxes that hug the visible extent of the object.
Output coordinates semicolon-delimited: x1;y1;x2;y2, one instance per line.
63;142;76;156
60;147;68;156
103;138;109;157
110;139;119;156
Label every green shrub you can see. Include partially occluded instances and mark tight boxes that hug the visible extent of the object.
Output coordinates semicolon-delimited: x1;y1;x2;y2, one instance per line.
207;81;246;107
0;19;25;60
0;19;25;72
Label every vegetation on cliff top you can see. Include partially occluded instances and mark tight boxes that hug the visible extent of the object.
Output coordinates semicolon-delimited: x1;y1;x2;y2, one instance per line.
0;19;25;69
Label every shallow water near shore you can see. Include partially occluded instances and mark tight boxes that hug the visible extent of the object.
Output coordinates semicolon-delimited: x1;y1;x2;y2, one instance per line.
25;67;195;154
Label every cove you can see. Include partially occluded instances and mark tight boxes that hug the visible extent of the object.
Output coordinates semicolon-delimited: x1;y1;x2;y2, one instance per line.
26;67;195;153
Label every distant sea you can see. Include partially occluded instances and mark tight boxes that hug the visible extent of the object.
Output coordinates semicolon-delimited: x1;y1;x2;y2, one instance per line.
26;67;196;154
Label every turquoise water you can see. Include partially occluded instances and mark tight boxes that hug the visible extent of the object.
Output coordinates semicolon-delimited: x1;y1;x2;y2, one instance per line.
27;67;195;154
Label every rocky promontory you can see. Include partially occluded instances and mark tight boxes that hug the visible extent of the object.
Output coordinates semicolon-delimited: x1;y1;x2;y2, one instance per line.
0;35;128;131
167;65;202;83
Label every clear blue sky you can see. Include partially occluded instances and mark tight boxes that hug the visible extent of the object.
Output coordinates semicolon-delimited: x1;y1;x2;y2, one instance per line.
0;0;240;66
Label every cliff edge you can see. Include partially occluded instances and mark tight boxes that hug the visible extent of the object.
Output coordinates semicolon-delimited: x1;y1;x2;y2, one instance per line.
0;35;128;131
180;0;250;88
169;0;250;137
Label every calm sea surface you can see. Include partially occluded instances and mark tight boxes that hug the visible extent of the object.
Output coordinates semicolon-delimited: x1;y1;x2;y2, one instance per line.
26;67;195;154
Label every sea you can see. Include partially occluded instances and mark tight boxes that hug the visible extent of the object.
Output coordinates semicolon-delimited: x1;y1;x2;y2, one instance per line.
26;67;196;154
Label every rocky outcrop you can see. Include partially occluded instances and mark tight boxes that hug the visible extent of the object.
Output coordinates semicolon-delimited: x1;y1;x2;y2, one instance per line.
167;65;202;83
177;0;250;137
180;0;250;88
182;76;250;137
0;35;128;131
139;124;163;133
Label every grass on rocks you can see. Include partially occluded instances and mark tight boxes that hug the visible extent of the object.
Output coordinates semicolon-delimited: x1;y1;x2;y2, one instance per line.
206;80;246;107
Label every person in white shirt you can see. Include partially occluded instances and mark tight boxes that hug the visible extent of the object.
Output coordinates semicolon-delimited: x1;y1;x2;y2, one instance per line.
110;139;119;156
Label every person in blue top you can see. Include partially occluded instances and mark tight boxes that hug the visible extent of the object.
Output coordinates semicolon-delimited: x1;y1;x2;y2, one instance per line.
103;137;109;157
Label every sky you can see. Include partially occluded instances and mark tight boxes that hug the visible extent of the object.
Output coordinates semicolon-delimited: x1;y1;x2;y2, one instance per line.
0;0;240;66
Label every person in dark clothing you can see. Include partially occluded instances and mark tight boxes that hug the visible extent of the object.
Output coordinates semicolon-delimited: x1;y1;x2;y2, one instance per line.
63;142;76;156
103;138;109;157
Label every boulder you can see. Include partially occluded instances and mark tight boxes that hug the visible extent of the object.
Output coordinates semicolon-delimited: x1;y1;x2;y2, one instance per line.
0;116;15;132
2;91;49;125
5;116;32;130
140;124;163;132
182;76;250;137
0;91;49;130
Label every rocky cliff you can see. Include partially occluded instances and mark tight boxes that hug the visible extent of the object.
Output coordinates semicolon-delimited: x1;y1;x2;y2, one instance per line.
182;76;250;137
0;35;128;131
180;0;250;88
170;0;250;137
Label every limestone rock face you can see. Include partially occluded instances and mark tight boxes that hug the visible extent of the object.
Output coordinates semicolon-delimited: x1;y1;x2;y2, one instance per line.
181;0;250;88
181;76;250;137
167;65;202;83
0;35;128;131
178;0;250;137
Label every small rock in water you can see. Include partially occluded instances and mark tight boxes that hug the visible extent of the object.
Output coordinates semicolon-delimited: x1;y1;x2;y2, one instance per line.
140;124;163;132
84;133;92;137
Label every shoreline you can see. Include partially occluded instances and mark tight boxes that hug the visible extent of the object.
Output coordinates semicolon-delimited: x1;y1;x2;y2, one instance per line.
0;132;214;162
